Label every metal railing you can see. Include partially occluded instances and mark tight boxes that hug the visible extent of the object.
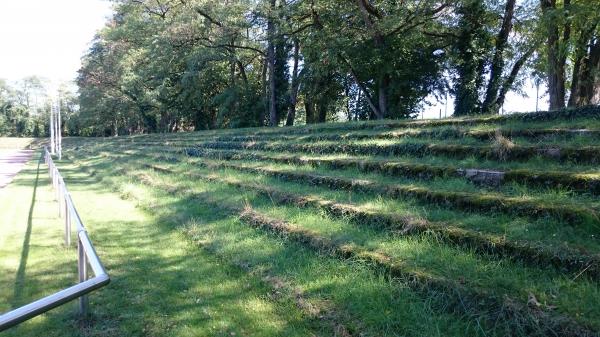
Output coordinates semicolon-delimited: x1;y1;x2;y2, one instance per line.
0;148;110;331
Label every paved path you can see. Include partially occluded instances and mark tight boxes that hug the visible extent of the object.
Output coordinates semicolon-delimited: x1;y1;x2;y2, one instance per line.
0;150;35;189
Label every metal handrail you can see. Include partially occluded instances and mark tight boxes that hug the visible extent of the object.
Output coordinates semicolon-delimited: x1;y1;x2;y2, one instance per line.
0;148;110;331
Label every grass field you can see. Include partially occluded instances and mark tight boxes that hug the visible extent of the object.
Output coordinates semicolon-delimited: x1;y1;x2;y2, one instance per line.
1;106;600;336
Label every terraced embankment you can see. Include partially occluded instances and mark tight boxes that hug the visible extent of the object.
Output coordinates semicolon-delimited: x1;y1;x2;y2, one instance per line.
62;106;600;337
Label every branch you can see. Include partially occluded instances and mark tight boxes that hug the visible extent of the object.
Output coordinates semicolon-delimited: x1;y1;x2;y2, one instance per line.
131;0;170;19
194;7;223;27
193;36;266;56
496;45;537;108
338;53;381;118
384;3;450;38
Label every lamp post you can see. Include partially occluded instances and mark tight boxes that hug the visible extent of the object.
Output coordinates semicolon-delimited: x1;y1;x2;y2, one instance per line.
50;100;55;155
56;95;62;160
49;96;62;158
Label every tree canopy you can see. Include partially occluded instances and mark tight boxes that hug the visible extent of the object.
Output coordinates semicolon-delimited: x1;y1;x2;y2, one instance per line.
68;0;600;135
0;77;78;137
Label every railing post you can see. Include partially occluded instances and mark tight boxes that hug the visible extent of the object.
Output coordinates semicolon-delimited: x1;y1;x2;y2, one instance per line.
52;167;56;192
64;198;71;247
77;237;89;316
58;182;63;218
54;168;60;201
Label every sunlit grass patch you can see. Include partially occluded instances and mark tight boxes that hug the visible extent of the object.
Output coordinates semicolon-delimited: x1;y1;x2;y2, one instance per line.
53;110;600;336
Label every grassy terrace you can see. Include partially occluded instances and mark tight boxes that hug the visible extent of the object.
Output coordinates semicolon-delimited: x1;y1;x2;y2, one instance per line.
4;107;599;336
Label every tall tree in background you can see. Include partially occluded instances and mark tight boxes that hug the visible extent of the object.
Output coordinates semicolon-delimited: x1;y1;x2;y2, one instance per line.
540;0;570;110
452;0;490;116
567;0;600;106
267;0;278;126
481;0;516;113
74;0;600;134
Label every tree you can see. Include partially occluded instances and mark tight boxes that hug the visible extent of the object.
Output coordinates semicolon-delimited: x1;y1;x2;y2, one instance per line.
452;0;490;116
540;0;570;110
74;0;600;133
567;0;600;106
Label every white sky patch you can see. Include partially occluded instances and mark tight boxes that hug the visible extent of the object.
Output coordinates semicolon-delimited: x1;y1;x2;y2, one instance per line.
0;0;113;89
421;79;549;119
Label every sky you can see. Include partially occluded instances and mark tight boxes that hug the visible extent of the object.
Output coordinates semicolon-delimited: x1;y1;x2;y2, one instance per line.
0;0;113;91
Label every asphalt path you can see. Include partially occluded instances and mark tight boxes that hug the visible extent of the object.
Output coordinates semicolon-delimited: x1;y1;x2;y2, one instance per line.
0;150;34;189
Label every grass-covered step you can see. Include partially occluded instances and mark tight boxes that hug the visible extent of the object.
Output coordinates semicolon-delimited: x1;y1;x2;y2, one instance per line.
190;159;599;227
191;127;600;145
81;146;600;230
76;138;600;174
146;162;600;281
74;150;515;337
184;148;600;194
192;140;600;164
235;206;594;337
130;167;599;337
93;127;600;148
63;143;600;334
87;148;600;257
64;106;600;148
71;144;600;218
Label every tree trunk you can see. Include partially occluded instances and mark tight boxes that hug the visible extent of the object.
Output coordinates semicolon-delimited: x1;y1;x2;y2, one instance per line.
317;99;327;123
577;38;600;105
568;24;598;107
260;57;268;126
305;97;315;124
237;60;248;86
355;0;387;119
482;0;516;114
377;74;389;119
267;0;277;126
588;40;600;105
453;1;487;116
557;0;571;106
496;47;536;112
344;78;352;121
568;43;585;107
286;38;300;126
339;53;381;118
541;0;568;110
230;41;236;87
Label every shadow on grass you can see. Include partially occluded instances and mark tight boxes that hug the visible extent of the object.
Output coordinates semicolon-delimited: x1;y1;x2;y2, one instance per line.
11;154;42;309
32;156;330;336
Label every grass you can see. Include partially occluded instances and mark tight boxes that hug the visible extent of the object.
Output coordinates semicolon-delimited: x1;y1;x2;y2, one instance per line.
182;147;600;204
181;147;600;196
61;153;479;337
0;155;76;319
2;107;599;336
61;146;600;335
133;160;600;310
1;156;337;336
175;158;600;227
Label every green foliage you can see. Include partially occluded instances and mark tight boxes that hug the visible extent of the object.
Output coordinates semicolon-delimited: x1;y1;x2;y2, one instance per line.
75;0;600;132
0;77;77;137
